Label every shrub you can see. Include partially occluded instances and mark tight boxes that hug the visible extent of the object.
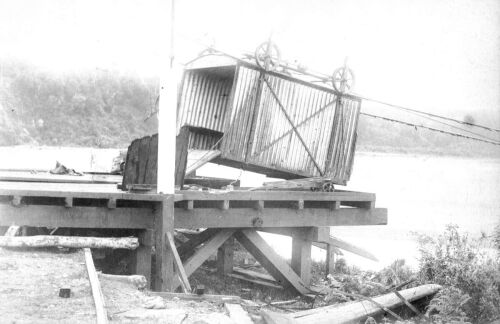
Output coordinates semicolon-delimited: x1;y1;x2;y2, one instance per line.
416;224;500;323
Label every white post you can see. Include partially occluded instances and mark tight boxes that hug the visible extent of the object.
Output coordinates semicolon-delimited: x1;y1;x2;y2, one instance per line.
157;0;176;194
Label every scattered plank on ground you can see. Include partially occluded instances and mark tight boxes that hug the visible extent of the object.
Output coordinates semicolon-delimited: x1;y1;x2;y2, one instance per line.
225;303;253;324
149;291;241;304
0;236;139;249
84;248;109;324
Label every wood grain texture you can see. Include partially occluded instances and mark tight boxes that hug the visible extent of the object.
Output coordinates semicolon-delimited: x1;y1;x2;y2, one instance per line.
84;248;109;324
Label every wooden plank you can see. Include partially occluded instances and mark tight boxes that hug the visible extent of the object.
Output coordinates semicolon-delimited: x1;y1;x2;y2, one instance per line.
228;273;283;289
234;230;311;295
122;138;141;188
341;201;375;209
217;236;234;275
183;229;235;277
84;248;109;324
261;310;297;324
0;236;139;249
233;266;276;283
0;204;154;229
166;231;192;293
175;127;190;187
0;181;166;201
315;228;378;261
225;303;253;324
179;190;375;202
0;171;122;184
153;196;175;291
144;134;158;185
174;208;388;228
149;291;241;303
186;150;222;175
292;284;442;324
137;136;152;184
291;228;313;285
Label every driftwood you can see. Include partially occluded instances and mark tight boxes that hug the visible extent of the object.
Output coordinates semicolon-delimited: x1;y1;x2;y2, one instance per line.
291;284;441;324
98;273;148;289
0;236;139;249
84;248;108;324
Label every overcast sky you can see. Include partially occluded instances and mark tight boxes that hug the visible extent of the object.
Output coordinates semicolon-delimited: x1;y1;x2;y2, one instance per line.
0;0;499;125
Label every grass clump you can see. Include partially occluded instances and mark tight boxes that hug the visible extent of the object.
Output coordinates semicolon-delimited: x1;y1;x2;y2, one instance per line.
416;224;500;323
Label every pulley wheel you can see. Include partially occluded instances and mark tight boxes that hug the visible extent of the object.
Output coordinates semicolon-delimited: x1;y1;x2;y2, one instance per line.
332;67;355;93
255;42;281;71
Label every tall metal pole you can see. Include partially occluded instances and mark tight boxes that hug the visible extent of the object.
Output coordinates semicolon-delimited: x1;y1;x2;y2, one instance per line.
157;0;177;194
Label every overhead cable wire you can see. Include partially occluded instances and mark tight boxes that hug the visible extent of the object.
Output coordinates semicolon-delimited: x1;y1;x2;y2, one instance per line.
360;112;500;146
352;93;500;133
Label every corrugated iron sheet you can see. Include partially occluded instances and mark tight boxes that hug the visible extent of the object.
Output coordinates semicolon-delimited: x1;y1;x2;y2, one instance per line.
177;61;361;184
177;69;233;150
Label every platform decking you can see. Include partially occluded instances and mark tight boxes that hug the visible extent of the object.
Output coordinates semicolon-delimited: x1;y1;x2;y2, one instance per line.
0;180;387;294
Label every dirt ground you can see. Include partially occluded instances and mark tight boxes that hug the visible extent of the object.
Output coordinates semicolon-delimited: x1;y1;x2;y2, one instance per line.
0;248;252;324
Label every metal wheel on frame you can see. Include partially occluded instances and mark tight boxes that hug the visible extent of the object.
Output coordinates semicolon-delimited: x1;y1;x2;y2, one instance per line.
255;41;281;71
332;67;355;94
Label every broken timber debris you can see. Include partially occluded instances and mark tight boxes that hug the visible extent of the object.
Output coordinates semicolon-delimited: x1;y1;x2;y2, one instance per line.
0;236;139;250
290;284;441;324
98;273;148;290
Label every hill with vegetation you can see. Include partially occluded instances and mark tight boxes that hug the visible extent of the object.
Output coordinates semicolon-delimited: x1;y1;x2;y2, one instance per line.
0;60;499;157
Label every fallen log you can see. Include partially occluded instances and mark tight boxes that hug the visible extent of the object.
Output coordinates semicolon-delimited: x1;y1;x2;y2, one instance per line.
98;273;147;289
0;236;139;249
4;225;20;237
291;284;441;324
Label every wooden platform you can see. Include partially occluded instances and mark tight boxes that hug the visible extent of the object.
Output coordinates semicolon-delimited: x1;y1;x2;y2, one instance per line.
0;180;387;294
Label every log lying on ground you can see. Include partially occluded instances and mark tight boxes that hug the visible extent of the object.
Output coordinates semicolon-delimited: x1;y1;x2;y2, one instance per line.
4;225;21;237
0;236;139;249
98;273;147;289
291;284;441;324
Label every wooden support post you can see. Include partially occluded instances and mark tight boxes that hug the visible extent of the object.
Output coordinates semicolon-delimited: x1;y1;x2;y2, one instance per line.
294;200;304;210
132;229;153;287
186;200;194;210
217;236;234;275
153;196;175;291
291;228;313;285
326;244;336;278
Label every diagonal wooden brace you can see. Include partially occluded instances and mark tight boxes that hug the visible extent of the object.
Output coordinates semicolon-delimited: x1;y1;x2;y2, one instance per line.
234;229;311;295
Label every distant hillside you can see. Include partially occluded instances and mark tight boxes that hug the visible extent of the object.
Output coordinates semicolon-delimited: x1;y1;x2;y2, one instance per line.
0;60;499;157
0;60;158;148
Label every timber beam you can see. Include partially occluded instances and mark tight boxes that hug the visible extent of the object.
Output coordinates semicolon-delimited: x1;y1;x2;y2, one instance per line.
174;208;387;228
